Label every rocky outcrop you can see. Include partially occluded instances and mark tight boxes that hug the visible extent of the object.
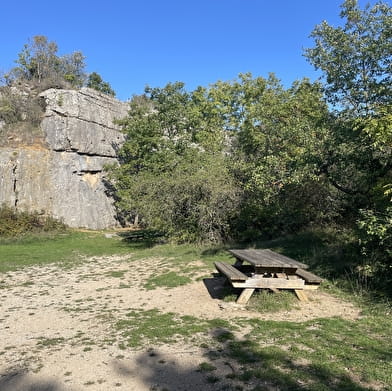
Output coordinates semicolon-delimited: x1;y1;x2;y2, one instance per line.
0;88;129;229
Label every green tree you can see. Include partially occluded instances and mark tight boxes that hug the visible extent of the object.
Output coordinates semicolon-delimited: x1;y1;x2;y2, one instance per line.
111;76;331;242
305;0;391;200
220;75;332;237
306;0;392;291
305;0;391;116
7;35;86;89
13;35;59;83
111;82;238;243
86;72;116;96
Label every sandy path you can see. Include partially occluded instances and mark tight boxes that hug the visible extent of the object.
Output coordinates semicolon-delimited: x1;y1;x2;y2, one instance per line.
0;254;361;391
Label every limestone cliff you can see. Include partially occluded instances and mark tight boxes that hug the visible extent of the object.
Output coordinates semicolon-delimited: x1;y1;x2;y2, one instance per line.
0;88;129;229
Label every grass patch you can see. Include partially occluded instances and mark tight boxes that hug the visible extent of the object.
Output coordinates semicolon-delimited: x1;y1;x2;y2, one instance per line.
222;287;299;313
114;308;232;348
0;229;233;275
144;271;192;290
0;231;131;273
214;314;392;390
198;362;217;372
247;290;299;313
36;337;65;347
106;270;127;278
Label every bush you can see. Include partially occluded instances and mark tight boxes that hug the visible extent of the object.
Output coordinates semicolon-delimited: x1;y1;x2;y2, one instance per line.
0;205;67;237
357;206;392;294
0;85;45;126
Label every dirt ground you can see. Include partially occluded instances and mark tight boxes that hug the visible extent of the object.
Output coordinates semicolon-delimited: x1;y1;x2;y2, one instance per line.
0;254;361;391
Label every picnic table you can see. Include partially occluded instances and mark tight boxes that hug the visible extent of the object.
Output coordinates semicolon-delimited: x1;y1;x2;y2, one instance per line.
214;249;322;304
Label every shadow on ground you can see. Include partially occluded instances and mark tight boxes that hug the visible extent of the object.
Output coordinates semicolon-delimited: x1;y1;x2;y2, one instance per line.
117;229;165;250
111;329;377;391
203;276;240;301
0;368;68;391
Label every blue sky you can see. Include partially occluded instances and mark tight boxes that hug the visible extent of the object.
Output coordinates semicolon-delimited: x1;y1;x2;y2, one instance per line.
1;0;377;101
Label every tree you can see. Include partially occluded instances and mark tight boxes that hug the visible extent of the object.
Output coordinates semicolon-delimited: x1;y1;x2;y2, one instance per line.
306;0;392;291
8;35;86;89
86;72;115;96
110;82;238;243
304;0;391;199
111;76;331;242
305;0;391;117
61;51;87;88
13;35;59;84
220;75;333;237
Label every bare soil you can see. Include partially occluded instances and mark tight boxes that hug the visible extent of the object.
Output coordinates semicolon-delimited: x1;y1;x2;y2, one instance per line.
0;254;361;391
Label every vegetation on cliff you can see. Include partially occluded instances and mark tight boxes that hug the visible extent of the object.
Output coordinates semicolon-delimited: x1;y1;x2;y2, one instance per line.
0;35;116;136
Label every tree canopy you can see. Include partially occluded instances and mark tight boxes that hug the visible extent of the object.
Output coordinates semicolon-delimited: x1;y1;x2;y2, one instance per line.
3;35;115;96
109;0;391;293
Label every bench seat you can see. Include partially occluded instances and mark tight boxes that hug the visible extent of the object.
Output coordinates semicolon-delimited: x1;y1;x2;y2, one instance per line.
214;261;248;281
295;268;323;284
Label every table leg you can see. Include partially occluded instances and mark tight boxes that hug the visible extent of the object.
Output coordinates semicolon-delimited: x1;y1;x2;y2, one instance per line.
236;288;255;304
234;258;244;267
294;289;308;302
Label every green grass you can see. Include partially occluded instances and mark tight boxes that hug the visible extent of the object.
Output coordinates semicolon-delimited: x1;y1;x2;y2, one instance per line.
144;271;192;290
0;229;233;274
36;337;65;347
106;270;127;278
0;231;131;272
214;314;392;391
247;290;299;313
114;308;232;348
198;362;217;372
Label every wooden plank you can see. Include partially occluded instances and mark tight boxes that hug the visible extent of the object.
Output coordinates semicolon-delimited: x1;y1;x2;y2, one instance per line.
214;261;248;281
302;284;320;290
236;288;255;304
228;249;308;269
232;277;305;289
275;273;287;279
263;249;309;269
294;290;309;302
295;268;323;284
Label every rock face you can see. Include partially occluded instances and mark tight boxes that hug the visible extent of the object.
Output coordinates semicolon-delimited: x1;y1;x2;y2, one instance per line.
0;88;129;229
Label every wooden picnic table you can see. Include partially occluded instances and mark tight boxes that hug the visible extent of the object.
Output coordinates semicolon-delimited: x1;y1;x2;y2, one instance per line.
214;249;322;304
229;249;308;272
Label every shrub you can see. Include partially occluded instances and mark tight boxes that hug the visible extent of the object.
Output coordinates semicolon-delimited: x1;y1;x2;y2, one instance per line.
0;204;67;237
0;85;45;126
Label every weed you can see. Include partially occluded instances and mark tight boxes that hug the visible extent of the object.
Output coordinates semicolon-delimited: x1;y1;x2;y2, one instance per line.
21;281;34;287
37;337;65;347
144;271;191;290
114;309;233;348
247;290;298;313
198;362;217;372
206;375;220;383
106;270;126;278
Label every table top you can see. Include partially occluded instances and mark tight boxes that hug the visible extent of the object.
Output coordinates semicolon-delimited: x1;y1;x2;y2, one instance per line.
229;249;308;269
